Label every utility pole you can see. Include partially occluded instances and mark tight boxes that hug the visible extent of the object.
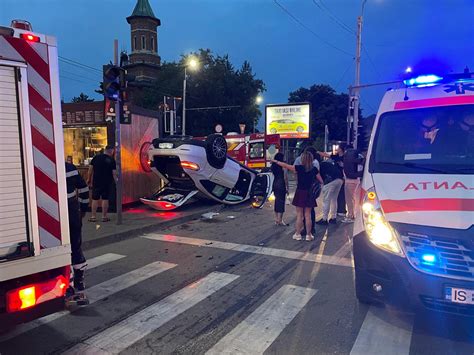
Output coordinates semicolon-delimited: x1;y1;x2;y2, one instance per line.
182;67;187;136
352;0;367;150
114;39;123;225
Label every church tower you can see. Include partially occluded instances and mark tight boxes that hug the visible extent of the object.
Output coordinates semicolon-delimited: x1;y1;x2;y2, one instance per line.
125;0;161;83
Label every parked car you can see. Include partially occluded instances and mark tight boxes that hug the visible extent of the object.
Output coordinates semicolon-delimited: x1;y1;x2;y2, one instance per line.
268;119;307;134
140;135;273;210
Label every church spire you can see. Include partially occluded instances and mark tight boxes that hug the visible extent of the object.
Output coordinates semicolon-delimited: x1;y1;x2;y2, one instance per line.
127;0;160;24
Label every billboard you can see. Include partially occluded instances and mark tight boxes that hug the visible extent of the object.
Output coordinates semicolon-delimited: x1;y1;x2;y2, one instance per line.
265;103;311;139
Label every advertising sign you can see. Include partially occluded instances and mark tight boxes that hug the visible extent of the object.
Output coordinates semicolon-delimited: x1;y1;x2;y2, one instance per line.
265;103;311;139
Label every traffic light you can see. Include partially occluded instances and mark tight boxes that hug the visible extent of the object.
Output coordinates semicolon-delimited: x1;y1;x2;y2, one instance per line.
103;64;122;101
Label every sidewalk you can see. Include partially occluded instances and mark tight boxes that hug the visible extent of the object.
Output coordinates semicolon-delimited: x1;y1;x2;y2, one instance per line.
80;200;224;250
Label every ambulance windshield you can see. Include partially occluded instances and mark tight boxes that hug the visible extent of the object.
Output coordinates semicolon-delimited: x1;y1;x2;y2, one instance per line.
370;104;474;174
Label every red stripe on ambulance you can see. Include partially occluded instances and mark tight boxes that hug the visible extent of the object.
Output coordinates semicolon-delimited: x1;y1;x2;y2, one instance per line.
381;198;474;213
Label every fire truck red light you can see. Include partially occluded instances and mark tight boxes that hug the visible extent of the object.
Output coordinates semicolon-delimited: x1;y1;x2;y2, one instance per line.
20;33;40;42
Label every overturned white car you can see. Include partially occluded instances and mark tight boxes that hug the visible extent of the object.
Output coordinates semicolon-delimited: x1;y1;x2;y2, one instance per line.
140;135;274;210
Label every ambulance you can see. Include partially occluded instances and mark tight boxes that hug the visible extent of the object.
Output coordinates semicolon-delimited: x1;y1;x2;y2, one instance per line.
353;72;474;316
0;21;72;330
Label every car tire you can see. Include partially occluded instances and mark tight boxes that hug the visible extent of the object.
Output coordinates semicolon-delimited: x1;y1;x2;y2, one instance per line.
270;128;277;134
206;134;227;169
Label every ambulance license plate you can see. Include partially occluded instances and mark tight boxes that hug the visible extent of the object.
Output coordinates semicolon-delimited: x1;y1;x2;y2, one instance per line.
445;287;474;305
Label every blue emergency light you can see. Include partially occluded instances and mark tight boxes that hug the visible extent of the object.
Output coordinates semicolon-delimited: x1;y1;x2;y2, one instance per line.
403;74;443;87
421;253;437;264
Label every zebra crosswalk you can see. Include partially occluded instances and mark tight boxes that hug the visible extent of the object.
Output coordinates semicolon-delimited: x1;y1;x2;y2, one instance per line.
1;241;472;355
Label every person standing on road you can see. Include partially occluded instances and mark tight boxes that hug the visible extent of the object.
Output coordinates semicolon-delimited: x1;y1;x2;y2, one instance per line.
272;151;323;241
66;162;89;291
294;146;319;235
87;146;117;223
318;144;346;217
271;152;289;226
316;156;344;225
342;148;364;223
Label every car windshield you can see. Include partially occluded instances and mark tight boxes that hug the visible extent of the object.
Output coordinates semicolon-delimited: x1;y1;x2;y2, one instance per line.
370;104;474;174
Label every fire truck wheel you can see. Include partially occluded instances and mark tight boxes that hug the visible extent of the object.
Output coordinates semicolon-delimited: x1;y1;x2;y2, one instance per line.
206;134;227;169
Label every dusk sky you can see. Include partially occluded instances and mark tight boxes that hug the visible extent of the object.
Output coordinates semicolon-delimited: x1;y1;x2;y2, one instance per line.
1;0;473;126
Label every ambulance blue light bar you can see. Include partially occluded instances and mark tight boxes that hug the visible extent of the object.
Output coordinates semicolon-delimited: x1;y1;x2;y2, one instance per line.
403;74;443;87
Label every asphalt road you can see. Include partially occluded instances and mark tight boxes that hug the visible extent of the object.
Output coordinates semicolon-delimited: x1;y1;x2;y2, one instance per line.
1;203;473;354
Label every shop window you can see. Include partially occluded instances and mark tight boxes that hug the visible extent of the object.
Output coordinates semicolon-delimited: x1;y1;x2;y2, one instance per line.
63;127;107;166
141;36;146;50
249;142;264;159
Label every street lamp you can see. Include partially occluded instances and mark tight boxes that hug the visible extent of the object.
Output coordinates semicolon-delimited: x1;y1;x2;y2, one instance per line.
254;95;263;132
182;56;199;136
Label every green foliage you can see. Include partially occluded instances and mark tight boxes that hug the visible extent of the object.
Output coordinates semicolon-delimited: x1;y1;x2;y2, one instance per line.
133;49;265;136
288;84;360;142
71;92;94;103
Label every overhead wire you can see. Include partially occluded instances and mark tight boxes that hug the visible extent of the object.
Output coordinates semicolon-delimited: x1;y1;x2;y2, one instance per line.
362;45;382;81
273;0;353;57
312;0;355;36
335;59;354;92
58;56;102;73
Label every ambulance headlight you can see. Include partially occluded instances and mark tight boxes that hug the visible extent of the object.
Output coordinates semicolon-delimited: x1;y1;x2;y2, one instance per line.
362;189;404;256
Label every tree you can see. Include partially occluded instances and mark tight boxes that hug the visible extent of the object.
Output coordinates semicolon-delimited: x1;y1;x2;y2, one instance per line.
133;49;265;136
71;93;94;103
288;84;362;149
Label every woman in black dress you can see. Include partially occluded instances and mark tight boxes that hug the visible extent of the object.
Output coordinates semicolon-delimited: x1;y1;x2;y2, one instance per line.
271;152;289;226
272;151;323;241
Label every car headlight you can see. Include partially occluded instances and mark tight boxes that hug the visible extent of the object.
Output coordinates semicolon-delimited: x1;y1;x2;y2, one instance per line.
361;188;404;256
158;142;174;149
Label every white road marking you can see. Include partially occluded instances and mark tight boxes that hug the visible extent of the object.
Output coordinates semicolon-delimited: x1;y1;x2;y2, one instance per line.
333;240;353;266
64;272;239;355
143;233;353;268
0;260;176;342
86;253;125;269
350;306;413;355
206;284;318;355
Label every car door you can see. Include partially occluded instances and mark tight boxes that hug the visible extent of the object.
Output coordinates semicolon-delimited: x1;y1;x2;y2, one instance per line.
250;172;274;208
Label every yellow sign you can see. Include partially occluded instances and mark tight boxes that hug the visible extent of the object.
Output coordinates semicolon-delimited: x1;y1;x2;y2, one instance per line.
265;103;310;139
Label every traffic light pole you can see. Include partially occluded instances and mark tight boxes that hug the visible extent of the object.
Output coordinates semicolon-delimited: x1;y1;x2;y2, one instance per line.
114;40;123;225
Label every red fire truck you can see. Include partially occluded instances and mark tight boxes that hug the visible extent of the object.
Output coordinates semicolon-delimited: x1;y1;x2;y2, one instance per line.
0;20;72;331
225;133;281;170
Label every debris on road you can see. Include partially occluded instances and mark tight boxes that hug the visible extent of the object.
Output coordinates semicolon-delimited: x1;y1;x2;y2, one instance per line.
201;212;220;220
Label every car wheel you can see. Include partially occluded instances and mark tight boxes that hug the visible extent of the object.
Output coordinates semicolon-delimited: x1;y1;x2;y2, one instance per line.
270;128;277;134
206;134;227;169
296;126;304;133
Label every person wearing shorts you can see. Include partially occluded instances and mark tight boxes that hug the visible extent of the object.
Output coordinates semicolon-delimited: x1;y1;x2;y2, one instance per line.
87;146;117;222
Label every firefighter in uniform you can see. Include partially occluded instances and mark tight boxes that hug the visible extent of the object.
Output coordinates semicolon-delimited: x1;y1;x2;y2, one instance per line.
66;162;89;291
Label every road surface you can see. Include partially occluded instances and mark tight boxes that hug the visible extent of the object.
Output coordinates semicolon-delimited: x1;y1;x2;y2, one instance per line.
1;203;473;354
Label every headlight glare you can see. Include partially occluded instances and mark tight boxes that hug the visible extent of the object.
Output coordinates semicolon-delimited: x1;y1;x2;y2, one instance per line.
362;188;404;256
